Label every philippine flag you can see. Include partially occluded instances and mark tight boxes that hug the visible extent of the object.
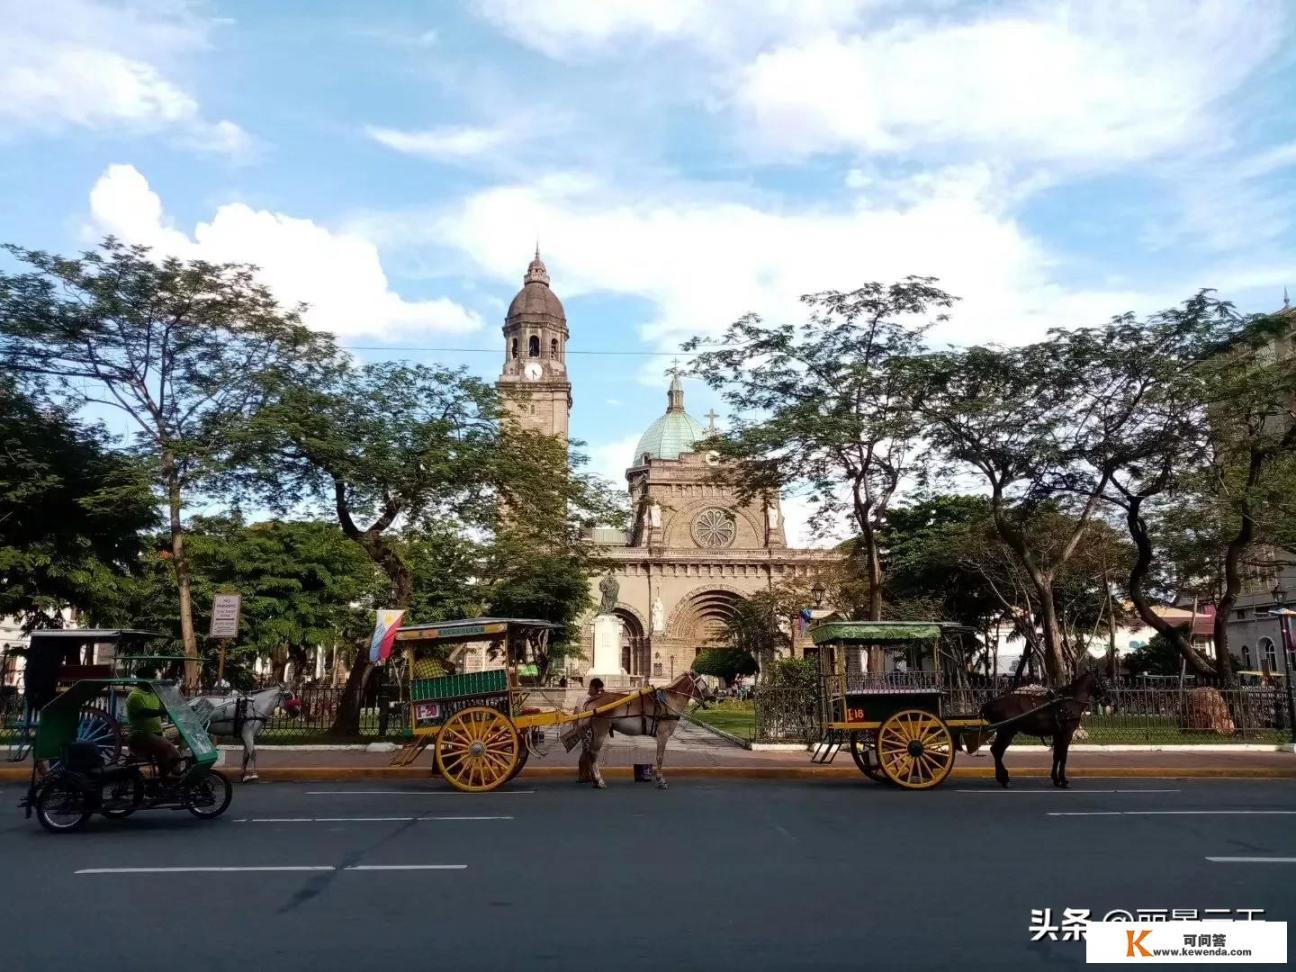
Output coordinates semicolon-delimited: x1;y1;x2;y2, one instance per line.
368;609;405;664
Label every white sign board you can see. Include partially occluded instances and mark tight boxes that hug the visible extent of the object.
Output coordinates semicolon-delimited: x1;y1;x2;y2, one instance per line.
209;593;242;639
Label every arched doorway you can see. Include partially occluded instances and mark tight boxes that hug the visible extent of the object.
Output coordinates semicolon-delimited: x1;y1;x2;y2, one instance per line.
671;589;745;658
614;608;648;677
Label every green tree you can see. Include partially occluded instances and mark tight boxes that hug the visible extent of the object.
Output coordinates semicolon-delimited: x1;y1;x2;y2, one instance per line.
686;278;956;621
99;516;382;687
0;381;157;627
248;362;619;732
0;240;334;684
692;647;758;685
722;592;793;676
916;331;1150;685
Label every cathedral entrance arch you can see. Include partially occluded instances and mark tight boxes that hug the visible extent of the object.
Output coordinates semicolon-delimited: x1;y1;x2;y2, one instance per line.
666;586;747;657
613;607;649;678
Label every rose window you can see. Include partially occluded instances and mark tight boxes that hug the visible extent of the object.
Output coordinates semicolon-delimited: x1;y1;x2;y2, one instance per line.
693;508;736;548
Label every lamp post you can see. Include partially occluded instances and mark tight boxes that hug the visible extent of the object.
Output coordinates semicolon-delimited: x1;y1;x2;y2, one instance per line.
1265;583;1296;745
811;581;826;610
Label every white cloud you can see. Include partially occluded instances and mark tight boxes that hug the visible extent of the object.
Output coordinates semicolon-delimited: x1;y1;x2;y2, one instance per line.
587;434;641;489
473;0;876;60
734;2;1285;166
0;0;250;158
366;124;515;161
411;165;1164;355
86;164;482;340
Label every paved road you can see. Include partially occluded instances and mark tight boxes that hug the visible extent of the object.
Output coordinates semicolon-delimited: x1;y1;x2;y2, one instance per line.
2;777;1293;971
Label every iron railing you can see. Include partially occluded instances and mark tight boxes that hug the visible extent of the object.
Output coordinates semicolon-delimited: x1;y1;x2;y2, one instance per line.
751;678;1293;744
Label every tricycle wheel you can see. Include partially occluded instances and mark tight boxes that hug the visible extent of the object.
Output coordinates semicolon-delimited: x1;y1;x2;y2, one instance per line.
875;710;955;790
35;777;92;833
848;732;890;785
49;707;122;772
435;706;519;792
101;772;144;819
184;771;233;819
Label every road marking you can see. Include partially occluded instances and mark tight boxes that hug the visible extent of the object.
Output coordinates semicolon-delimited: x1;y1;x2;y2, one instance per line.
955;788;1181;794
1051;810;1296;817
305;789;533;796
344;865;467;871
76;867;335;874
1206;857;1296;863
233;816;513;823
419;816;512;821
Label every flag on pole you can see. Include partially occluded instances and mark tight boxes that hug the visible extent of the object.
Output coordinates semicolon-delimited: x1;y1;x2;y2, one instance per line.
368;609;405;664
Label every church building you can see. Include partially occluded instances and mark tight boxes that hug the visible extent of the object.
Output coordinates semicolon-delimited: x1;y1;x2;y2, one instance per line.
496;251;835;686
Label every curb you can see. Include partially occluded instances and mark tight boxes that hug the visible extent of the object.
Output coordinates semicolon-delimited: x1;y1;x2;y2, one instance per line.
6;766;1292;783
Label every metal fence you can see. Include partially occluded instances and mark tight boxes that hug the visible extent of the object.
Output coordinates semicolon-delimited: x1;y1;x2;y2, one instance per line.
191;684;410;740
751;679;1295;745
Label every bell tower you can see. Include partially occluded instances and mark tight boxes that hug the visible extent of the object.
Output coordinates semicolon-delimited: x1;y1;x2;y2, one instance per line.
497;247;571;444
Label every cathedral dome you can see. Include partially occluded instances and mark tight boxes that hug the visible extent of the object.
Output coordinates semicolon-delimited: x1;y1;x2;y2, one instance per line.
632;374;706;463
507;248;565;321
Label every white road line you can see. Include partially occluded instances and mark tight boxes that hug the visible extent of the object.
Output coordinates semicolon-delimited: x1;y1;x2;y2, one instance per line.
233;816;513;823
344;865;467;871
76;867;335;874
955;789;1181;794
1207;857;1296;863
1050;810;1296;817
305;790;534;796
419;816;512;821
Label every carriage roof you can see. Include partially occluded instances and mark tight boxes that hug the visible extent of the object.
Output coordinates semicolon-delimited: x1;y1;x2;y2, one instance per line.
396;618;558;645
26;629;166;647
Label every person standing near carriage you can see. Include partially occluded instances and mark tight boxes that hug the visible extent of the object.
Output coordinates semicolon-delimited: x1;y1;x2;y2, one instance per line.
575;678;605;783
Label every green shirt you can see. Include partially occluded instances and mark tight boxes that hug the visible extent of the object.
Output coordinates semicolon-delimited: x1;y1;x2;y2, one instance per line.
126;687;164;734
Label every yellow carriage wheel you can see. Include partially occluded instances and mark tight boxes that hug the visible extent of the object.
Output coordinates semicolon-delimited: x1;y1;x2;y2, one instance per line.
875;709;955;790
434;707;519;793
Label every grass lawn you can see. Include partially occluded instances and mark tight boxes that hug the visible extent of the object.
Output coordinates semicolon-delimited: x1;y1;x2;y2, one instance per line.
691;702;756;740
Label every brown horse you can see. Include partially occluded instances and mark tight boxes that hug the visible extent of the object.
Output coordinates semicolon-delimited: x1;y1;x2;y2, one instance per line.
978;669;1104;789
578;672;715;789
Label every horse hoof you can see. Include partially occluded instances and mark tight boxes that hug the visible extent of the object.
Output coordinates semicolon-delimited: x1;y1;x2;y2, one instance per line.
656;780;669;789
594;781;606;790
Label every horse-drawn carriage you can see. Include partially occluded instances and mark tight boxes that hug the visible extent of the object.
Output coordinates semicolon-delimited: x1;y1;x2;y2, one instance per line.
807;621;1100;790
389;618;710;791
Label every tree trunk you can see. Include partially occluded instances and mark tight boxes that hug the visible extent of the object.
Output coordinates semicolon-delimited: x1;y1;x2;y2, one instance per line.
1214;449;1266;687
1124;495;1215;676
1034;580;1068;686
163;453;200;689
329;535;413;736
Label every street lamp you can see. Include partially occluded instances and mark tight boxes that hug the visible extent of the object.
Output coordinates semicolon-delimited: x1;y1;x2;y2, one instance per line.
1266;582;1296;745
811;581;827;609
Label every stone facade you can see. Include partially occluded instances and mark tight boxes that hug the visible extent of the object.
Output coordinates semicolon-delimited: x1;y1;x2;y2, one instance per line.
494;252;840;686
495;247;571;442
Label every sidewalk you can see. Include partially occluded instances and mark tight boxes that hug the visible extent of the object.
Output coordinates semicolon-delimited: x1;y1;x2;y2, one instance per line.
4;720;1292;782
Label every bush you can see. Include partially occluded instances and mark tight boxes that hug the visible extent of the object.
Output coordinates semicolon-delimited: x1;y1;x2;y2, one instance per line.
764;657;816;690
693;648;758;684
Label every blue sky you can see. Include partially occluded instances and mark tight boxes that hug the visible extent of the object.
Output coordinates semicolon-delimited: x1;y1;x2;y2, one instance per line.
3;0;1295;541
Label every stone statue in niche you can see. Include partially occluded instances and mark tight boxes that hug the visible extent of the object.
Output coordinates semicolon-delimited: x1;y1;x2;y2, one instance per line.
649;502;662;529
598;574;619;615
651;597;665;633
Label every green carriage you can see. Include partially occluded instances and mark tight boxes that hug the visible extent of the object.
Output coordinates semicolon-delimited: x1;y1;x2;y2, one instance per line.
808;621;987;790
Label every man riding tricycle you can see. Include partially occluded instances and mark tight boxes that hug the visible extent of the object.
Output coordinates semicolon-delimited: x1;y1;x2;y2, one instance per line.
21;673;232;833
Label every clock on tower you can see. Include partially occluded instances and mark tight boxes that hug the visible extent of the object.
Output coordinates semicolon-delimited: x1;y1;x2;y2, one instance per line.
496;247;572;444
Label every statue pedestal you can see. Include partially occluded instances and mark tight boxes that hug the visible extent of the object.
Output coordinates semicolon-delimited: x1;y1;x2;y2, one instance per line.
590;614;626;677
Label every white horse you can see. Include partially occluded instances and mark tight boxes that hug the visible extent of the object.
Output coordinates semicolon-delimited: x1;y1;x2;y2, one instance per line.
190;684;299;782
580;672;716;790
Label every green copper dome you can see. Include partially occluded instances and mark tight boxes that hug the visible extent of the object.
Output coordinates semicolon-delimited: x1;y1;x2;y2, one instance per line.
632;375;706;463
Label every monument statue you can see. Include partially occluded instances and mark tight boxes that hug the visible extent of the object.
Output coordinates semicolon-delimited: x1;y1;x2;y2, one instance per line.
766;501;780;530
598;574;619;615
649;502;662;529
651;596;666;634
